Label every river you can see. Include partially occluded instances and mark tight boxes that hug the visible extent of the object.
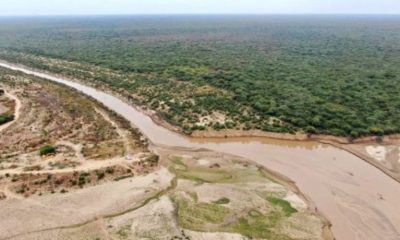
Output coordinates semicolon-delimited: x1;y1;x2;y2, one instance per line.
1;61;400;240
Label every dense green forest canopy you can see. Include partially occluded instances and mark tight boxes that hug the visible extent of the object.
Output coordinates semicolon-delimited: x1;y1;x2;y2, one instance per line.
0;15;399;137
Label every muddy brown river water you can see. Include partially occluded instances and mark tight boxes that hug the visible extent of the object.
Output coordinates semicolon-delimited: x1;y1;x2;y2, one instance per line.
1;62;400;240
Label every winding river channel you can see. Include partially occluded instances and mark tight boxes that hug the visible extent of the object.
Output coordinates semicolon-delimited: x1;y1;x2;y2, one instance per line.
1;61;400;240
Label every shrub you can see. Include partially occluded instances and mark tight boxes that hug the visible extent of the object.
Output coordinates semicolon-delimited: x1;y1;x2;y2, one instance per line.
0;114;14;125
267;197;297;216
39;145;56;156
96;171;105;180
213;197;230;205
145;155;160;164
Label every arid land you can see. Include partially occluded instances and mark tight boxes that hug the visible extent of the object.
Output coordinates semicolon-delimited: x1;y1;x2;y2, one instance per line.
0;67;331;239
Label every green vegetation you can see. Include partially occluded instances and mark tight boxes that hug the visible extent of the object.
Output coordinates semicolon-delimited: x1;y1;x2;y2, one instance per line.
169;156;267;184
174;197;231;229
169;156;231;183
231;214;292;240
1;16;399;137
78;172;90;186
39;145;56;156
0;113;14;125
96;171;105;180
225;196;297;239
174;193;299;240
267;197;298;217
213;197;230;205
187;191;199;202
169;155;303;239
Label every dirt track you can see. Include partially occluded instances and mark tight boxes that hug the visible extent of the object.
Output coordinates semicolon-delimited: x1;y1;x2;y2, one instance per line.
0;90;21;132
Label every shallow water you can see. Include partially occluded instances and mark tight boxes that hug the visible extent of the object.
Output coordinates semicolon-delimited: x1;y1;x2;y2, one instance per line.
1;62;400;240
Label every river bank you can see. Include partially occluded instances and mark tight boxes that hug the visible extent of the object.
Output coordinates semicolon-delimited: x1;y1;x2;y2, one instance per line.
139;106;400;184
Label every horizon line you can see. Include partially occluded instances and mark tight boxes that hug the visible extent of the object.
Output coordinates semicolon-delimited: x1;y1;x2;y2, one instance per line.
1;13;400;17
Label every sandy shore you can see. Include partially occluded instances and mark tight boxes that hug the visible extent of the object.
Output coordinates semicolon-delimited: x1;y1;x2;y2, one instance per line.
322;140;400;183
0;168;175;239
147;112;400;184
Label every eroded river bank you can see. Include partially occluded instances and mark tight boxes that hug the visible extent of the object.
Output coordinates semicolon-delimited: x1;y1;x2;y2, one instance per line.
1;61;400;240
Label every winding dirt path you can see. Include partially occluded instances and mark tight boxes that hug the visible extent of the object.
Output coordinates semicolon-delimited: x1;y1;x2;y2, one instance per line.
0;90;21;132
0;157;131;176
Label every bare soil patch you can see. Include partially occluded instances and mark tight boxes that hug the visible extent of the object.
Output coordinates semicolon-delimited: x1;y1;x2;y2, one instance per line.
0;67;156;199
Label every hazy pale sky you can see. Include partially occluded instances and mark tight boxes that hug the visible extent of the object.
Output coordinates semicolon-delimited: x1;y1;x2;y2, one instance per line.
1;0;399;16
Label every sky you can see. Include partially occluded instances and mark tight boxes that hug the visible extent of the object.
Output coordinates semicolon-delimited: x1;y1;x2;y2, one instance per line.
0;0;399;16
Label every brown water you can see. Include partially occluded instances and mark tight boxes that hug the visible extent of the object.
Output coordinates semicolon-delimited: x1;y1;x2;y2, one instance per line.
1;62;400;240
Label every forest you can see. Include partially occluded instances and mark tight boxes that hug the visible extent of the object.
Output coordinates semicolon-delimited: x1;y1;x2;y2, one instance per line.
0;15;399;137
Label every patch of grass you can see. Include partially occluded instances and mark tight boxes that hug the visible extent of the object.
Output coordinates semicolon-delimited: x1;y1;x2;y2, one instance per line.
170;156;187;170
96;171;105;180
267;197;297;217
174;197;230;230
78;174;88;186
39;145;56;156
170;156;274;186
187;191;198;202
178;169;232;183
168;155;297;239
213;197;230;205
116;225;131;239
230;214;292;240
222;198;297;239
248;209;262;217
0;113;14;125
169;156;232;183
218;168;268;184
82;141;125;160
